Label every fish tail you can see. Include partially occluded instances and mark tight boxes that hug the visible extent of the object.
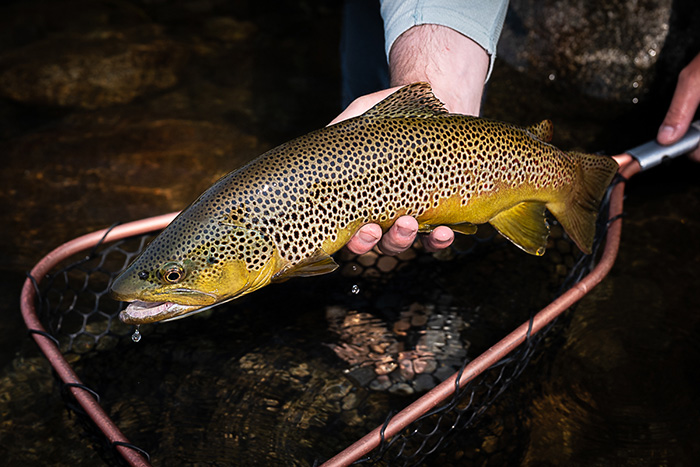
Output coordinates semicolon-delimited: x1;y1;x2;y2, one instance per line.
547;152;619;254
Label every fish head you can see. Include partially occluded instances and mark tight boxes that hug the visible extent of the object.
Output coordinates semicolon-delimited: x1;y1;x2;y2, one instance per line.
111;209;280;324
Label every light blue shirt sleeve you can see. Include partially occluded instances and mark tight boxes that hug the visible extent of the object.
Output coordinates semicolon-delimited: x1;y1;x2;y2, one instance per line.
380;0;509;81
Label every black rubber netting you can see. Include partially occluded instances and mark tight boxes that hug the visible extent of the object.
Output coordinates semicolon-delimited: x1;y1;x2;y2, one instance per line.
27;178;619;466
36;231;157;355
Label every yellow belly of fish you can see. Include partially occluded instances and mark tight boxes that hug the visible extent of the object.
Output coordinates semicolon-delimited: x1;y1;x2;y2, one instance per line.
319;181;566;256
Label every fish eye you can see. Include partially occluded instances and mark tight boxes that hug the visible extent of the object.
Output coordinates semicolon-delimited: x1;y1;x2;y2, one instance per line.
161;262;185;284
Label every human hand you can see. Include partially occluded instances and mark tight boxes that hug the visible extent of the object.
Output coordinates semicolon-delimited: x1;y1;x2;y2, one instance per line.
331;87;456;255
328;87;400;126
335;25;489;255
346;215;455;255
657;52;700;162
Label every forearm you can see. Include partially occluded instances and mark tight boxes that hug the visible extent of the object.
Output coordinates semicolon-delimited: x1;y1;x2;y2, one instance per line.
389;24;488;116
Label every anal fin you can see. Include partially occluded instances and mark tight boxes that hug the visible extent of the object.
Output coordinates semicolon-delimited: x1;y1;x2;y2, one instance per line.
489;202;549;256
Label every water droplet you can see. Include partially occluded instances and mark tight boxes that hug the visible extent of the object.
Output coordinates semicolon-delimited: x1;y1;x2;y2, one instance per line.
132;326;142;343
548;73;556;81
632;97;639;104
351;284;360;295
632;81;639;89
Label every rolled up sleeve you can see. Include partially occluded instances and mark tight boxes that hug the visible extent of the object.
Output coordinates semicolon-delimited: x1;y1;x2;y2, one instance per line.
380;0;509;81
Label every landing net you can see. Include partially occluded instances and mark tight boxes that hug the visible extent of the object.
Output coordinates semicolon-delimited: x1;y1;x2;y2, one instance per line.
20;159;637;466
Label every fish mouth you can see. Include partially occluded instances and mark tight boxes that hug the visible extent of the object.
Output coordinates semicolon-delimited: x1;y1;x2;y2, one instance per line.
116;282;255;325
112;283;220;324
118;300;199;324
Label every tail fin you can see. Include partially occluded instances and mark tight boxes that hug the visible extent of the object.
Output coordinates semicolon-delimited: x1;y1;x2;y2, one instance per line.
547;152;619;254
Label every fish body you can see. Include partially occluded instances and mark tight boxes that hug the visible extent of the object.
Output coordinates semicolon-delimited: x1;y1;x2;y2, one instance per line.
111;83;618;324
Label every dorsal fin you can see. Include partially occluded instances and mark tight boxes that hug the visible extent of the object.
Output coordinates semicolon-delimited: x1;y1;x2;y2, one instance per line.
526;119;554;142
361;82;449;119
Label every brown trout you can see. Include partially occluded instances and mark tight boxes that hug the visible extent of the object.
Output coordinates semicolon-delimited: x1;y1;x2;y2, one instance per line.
111;83;618;324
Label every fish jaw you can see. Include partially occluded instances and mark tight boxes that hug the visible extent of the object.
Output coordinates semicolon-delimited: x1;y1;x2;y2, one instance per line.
115;288;219;324
111;275;220;324
118;300;202;324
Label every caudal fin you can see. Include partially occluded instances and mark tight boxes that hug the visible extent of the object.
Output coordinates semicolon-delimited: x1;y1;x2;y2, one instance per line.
547;152;619;254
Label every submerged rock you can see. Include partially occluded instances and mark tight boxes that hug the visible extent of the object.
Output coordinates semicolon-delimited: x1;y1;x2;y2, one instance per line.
0;25;188;109
499;0;673;102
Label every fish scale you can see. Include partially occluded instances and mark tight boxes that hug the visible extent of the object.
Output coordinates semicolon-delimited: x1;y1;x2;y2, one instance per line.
111;83;618;324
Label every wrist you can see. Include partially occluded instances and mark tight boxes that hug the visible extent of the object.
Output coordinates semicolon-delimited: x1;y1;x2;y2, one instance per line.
388;24;488;116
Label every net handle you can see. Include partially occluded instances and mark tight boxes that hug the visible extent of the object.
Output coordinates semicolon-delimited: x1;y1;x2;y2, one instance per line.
628;120;700;170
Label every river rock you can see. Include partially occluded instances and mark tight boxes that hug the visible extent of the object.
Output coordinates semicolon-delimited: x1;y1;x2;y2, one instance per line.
0;25;188;109
499;0;674;102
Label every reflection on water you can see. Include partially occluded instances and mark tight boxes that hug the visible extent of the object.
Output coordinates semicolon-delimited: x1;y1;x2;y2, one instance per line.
1;0;700;465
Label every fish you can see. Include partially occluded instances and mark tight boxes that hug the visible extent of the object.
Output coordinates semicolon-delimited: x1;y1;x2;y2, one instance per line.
110;82;619;324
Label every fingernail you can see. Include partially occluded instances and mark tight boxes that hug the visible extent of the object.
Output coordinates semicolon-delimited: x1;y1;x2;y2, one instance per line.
658;124;675;142
359;230;379;243
396;226;414;237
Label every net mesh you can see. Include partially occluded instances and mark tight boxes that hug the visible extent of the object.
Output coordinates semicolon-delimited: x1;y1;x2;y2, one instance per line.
37;232;156;355
28;180;616;466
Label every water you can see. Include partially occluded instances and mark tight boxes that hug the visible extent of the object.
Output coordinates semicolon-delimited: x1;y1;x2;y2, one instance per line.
1;0;700;465
521;166;700;465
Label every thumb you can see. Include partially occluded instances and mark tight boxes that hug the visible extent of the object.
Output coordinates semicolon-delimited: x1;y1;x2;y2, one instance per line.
657;54;700;145
328;86;402;126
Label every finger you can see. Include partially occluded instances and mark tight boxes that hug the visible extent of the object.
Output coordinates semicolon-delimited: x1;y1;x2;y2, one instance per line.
346;224;382;255
377;216;418;255
689;146;700;163
328;86;402;126
658;54;700;145
422;225;455;252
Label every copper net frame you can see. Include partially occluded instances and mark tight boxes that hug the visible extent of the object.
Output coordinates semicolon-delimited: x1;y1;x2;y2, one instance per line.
19;123;700;466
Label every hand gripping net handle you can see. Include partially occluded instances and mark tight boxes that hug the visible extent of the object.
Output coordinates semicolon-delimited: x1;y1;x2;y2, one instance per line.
628;120;700;171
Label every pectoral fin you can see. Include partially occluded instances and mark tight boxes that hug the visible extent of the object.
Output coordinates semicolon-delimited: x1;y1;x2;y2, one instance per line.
418;222;477;236
271;249;339;282
489;202;550;256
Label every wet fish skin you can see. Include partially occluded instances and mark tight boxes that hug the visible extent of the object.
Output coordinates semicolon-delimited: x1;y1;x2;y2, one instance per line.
110;83;618;324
